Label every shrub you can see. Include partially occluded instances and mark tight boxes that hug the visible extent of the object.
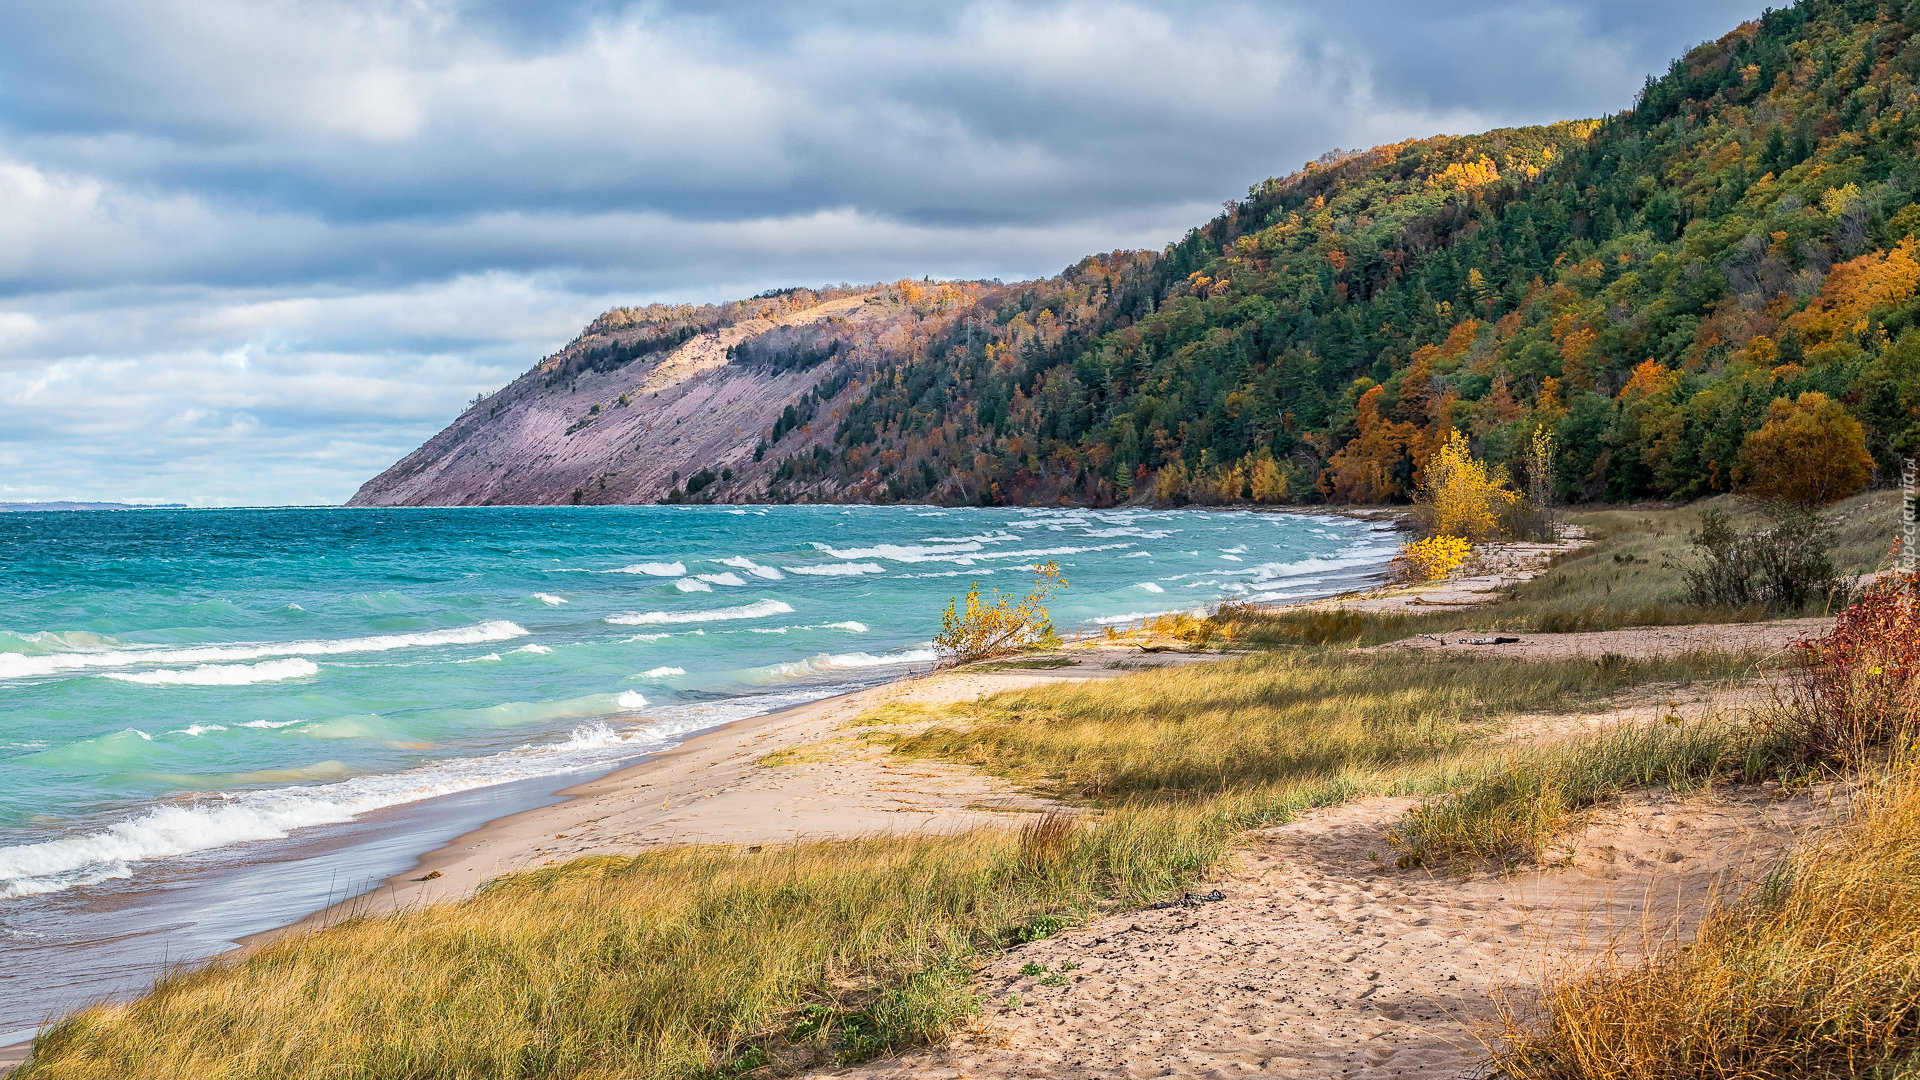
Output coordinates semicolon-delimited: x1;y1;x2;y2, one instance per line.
933;563;1066;666
1673;505;1848;614
1769;571;1920;764
1502;424;1559;542
1734;391;1875;507
1393;535;1472;582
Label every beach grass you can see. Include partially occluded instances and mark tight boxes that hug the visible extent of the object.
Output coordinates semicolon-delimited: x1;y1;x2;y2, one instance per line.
1387;713;1799;869
1488;571;1920;1079
18;807;1233;1080
886;649;1771;803
1495;760;1920;1079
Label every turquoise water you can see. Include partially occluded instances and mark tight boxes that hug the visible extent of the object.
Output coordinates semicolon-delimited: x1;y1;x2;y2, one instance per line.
0;504;1391;1030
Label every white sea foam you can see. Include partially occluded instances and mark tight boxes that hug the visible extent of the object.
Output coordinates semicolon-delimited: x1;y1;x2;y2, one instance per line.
0;621;528;681
621;630;707;642
532;593;568;605
611;562;686;576
695;572;747;587
719;557;785;580
605;600;795;625
168;724;228;737
0;716;700;901
810;540;980;560
616;691;648;709
811;542;1130;565
1122;551;1153;558
674;578;713;592
511;644;553;655
748;648;937;680
918;530;1019;544
101;658;321;687
782;562;885;576
458;653;503;663
824;621;869;632
1134;582;1166;593
638;666;686;678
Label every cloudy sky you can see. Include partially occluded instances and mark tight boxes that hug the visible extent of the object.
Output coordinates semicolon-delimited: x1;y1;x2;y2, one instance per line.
0;0;1761;506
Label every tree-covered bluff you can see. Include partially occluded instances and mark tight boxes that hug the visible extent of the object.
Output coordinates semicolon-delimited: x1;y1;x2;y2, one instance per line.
752;0;1920;509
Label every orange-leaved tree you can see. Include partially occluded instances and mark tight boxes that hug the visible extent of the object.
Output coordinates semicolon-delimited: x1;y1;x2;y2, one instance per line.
933;562;1067;666
1322;384;1415;503
1734;392;1874;507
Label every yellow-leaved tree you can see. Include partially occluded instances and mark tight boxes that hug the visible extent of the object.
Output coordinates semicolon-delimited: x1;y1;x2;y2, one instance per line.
1412;429;1516;542
933;562;1067;666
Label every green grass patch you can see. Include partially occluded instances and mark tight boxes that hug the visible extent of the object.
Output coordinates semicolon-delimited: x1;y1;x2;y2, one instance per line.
964;656;1078;671
1215;492;1905;647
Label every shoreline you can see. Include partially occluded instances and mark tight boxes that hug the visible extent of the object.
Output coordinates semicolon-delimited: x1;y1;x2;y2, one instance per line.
246;646;1227;946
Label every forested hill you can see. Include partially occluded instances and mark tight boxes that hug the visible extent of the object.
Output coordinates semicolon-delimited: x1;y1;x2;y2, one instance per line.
357;0;1920;509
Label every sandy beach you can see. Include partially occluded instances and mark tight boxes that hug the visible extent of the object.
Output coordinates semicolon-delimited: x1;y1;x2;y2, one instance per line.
255;646;1225;942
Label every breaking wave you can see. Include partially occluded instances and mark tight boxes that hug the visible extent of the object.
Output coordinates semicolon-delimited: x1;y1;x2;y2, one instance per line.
604;600;796;625
0;622;529;682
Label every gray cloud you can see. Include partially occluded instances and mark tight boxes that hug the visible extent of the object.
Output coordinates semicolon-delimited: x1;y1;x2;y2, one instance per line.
0;0;1763;504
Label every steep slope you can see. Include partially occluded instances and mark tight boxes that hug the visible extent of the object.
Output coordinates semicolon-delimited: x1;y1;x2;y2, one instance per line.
348;283;997;506
359;0;1920;509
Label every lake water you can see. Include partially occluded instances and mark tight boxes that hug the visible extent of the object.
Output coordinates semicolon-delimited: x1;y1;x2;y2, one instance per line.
0;504;1395;1039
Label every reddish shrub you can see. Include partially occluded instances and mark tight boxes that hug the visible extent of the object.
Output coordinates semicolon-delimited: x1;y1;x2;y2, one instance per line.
1779;572;1920;762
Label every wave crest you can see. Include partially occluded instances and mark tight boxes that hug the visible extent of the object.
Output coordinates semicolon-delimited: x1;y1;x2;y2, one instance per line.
604;600;796;625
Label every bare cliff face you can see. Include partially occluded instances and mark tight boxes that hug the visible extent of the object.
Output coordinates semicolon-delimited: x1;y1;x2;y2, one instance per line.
348;284;986;507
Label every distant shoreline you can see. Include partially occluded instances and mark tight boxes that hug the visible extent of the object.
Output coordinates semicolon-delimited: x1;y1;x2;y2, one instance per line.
0;502;186;512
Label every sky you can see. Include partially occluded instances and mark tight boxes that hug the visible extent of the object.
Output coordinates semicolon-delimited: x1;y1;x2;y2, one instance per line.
0;0;1765;507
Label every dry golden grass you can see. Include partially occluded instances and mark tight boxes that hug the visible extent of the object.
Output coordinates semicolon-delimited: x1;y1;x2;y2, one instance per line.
19;809;1232;1080
1490;572;1920;1078
889;649;1768;804
1497;762;1920;1079
1388;713;1797;869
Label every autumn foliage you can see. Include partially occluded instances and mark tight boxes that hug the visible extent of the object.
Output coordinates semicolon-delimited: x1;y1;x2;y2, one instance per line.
1393;536;1472;583
1777;571;1920;763
1411;430;1517;542
1734;392;1874;508
1322;385;1414;503
932;562;1067;667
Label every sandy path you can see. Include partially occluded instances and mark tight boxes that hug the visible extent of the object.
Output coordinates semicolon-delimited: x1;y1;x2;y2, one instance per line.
833;785;1841;1080
1364;617;1832;661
